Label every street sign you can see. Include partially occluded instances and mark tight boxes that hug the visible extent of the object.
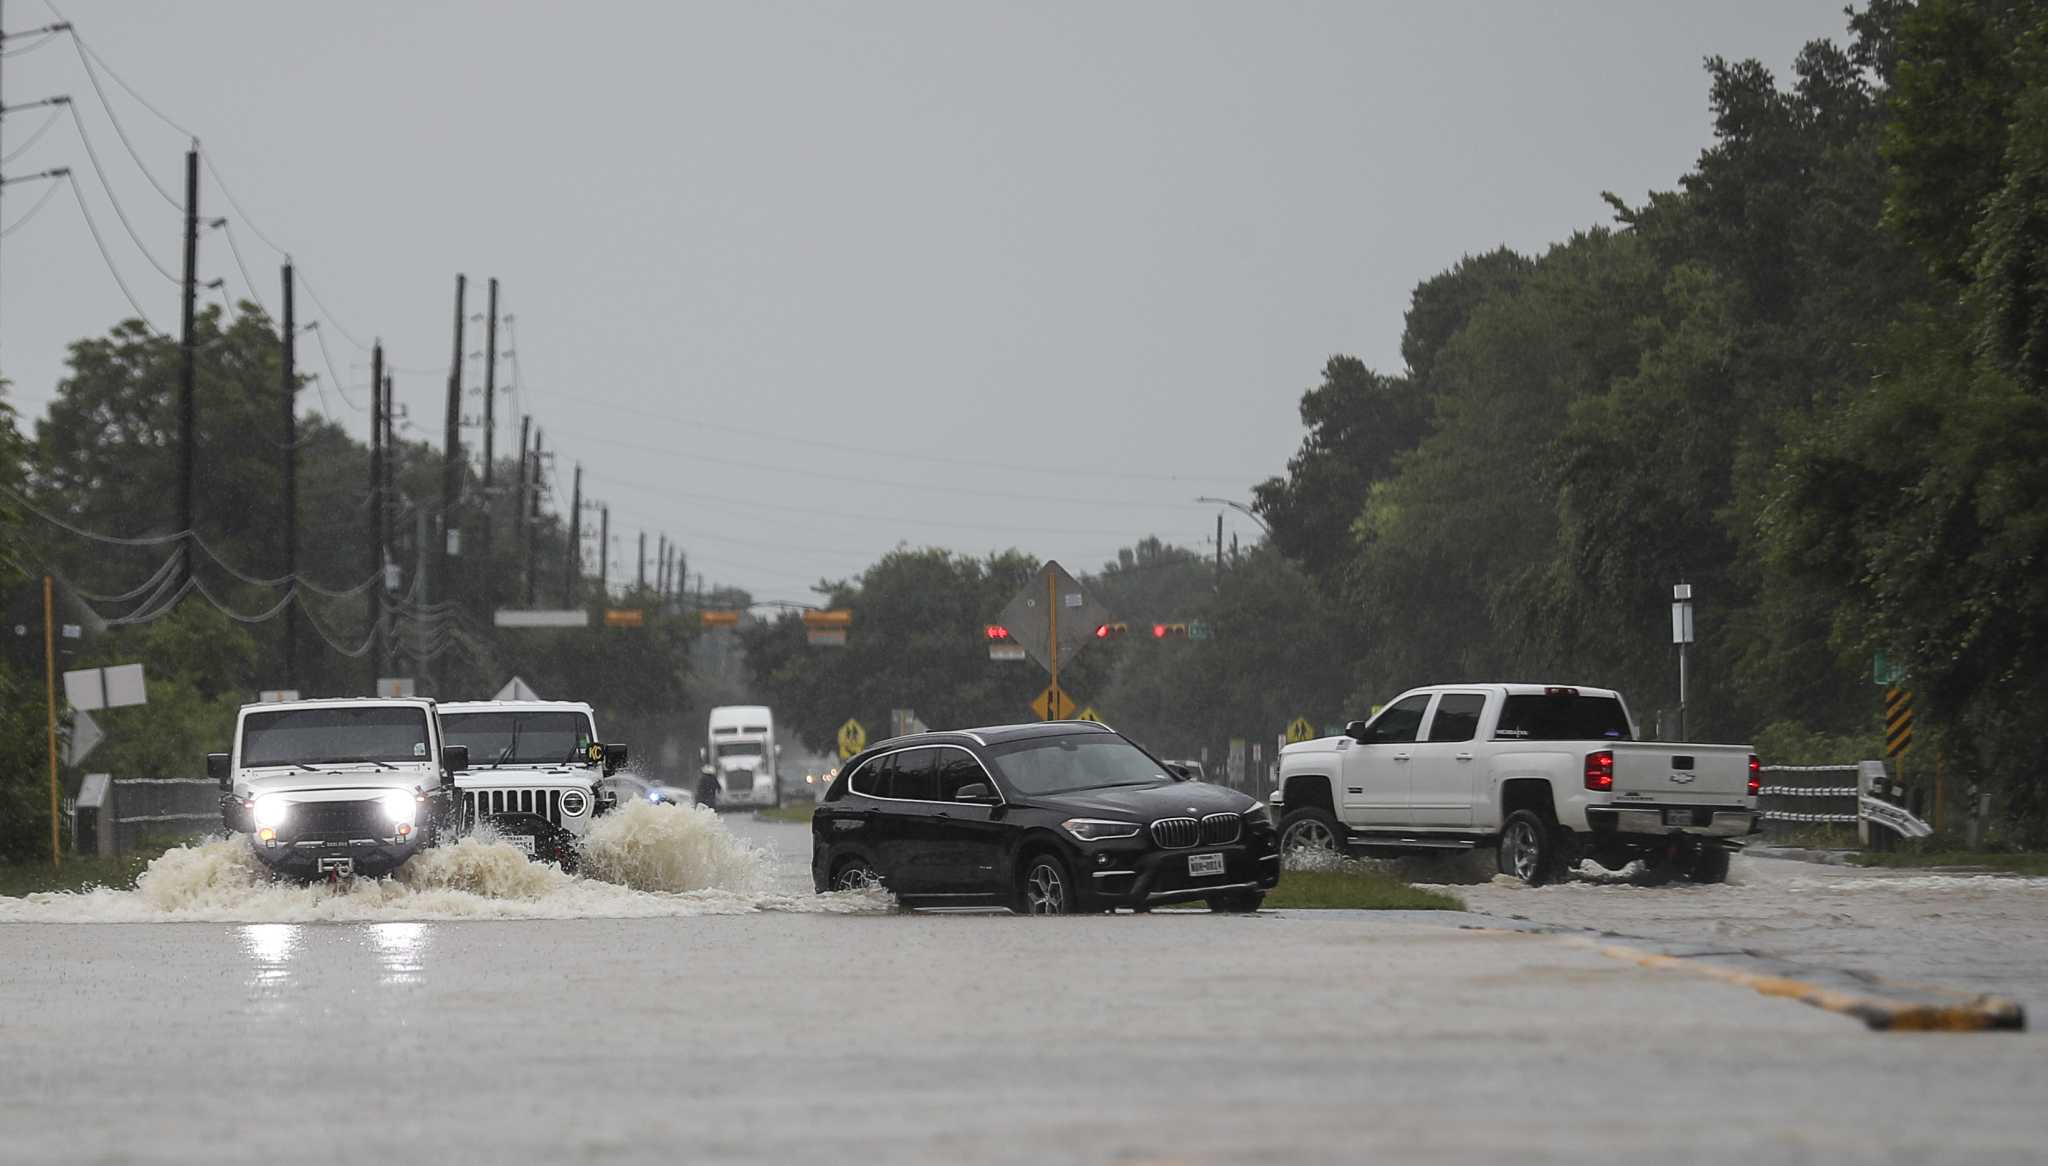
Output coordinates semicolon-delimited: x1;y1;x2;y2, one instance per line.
805;609;853;647
1285;717;1315;744
1030;684;1076;721
495;609;590;628
604;608;645;628
1075;706;1103;724
493;676;541;701
1873;652;1906;686
997;561;1112;676
377;677;417;698
701;610;741;628
65;710;103;766
989;643;1026;661
837;719;867;761
1884;687;1914;757
257;690;300;703
62;664;147;711
1188;621;1214;641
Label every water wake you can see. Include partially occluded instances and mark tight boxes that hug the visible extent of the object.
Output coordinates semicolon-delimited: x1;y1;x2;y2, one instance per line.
0;800;890;923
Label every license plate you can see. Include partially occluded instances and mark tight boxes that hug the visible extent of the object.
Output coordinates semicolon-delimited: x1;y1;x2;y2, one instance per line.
1664;810;1694;827
1188;852;1226;877
507;835;536;856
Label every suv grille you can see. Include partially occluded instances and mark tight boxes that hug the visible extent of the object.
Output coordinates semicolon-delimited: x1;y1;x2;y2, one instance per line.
289;800;385;837
464;788;566;827
1201;813;1242;845
1150;817;1200;848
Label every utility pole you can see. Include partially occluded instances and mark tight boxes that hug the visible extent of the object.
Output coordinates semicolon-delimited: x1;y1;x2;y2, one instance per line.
280;262;299;690
439;275;465;611
0;6;72;384
637;531;647;591
480;277;497;576
368;341;384;691
513;413;531;598
656;534;667;597
381;371;396;667
525;427;542;606
563;463;581;608
176;146;200;589
1215;512;1223;584
597;505;609;599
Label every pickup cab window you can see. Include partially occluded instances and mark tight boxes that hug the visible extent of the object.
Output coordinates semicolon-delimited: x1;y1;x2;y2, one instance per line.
1359;695;1431;744
1494;694;1632;741
1424;693;1487;742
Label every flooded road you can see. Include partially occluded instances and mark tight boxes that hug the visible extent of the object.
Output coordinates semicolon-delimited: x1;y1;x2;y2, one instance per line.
3;813;2044;1164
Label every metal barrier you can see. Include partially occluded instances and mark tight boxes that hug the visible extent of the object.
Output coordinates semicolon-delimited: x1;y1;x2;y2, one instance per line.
68;777;221;854
1758;760;1931;843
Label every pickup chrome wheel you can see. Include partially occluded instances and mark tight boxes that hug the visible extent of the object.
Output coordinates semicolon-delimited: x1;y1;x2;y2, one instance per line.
1278;808;1345;865
1498;810;1561;887
1019;855;1074;915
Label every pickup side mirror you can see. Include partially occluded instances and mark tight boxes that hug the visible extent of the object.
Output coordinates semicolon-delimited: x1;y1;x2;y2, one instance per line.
953;782;997;803
442;744;468;784
1344;720;1372;742
604;743;629;776
207;752;231;790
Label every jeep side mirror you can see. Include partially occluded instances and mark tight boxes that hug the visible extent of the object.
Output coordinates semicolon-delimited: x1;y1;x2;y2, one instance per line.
1345;720;1371;742
442;744;468;783
953;782;996;803
207;752;231;789
604;743;629;775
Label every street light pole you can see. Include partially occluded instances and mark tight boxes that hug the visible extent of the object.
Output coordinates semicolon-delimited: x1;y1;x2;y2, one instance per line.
1194;496;1273;538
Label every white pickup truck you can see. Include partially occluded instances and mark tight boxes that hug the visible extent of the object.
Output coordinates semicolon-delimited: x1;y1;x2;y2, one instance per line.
1272;684;1759;885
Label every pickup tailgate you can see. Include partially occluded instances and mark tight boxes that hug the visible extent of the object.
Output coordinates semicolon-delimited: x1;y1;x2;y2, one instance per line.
1606;743;1752;804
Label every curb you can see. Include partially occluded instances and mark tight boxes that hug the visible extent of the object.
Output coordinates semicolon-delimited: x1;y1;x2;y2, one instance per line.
1589;938;2027;1032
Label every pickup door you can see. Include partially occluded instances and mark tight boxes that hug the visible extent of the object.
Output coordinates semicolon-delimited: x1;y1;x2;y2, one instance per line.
1607;744;1753;805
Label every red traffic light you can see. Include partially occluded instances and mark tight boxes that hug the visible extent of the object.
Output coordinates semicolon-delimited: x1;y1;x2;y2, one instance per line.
1153;624;1167;638
1152;623;1189;639
985;625;1010;641
1095;623;1129;640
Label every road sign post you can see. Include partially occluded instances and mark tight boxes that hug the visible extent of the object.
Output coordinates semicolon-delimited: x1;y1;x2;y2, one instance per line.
998;561;1112;720
837;719;867;761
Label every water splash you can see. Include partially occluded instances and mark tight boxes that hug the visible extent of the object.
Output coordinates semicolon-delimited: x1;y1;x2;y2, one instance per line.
0;800;886;923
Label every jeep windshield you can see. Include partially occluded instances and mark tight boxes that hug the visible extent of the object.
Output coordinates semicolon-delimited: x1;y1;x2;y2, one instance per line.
441;710;595;767
240;706;432;767
986;734;1174;797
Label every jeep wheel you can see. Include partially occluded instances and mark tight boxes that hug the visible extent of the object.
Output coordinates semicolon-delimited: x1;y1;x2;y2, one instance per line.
1498;810;1563;887
1278;808;1345;862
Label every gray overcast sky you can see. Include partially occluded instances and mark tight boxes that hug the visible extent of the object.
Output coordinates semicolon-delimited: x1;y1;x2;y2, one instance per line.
3;0;1850;601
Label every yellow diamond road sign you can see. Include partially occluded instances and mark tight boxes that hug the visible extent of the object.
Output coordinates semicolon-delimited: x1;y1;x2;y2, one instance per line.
837;718;867;761
1285;717;1315;744
1075;706;1103;724
1031;685;1076;721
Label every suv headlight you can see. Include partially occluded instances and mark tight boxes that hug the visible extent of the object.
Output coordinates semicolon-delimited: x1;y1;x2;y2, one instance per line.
380;790;417;827
1061;818;1141;842
252;795;290;830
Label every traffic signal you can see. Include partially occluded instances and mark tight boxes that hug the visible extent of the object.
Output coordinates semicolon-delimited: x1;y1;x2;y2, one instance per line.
1152;623;1189;639
985;625;1011;641
1095;622;1129;640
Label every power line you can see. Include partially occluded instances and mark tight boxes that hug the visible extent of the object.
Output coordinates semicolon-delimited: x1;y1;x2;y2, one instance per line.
0;174;62;236
216;218;269;319
43;6;195;138
307;321;365;411
2;29;61;58
58;171;162;330
59;23;180;209
63;100;178;282
1;103;61;163
197;148;289;256
294;269;369;351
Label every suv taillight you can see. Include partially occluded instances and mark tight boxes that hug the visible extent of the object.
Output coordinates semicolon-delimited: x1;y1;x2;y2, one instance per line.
1584;749;1614;792
1747;754;1761;797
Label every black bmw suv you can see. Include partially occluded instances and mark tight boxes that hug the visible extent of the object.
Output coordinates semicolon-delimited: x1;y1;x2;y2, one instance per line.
811;721;1280;914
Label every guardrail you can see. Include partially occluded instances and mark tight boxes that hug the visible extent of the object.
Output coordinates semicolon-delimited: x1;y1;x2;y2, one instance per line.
71;776;220;855
1758;760;1931;842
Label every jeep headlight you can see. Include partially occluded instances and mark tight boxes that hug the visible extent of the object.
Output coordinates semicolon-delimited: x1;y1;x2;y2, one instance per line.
252;795;290;830
380;790;417;827
1061;818;1141;842
561;790;588;817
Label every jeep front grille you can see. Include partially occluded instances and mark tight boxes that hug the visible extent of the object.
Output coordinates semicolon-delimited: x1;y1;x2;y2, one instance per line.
464;788;565;828
1150;817;1200;848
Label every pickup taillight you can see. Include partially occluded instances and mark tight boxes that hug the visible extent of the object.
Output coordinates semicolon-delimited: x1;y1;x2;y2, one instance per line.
1747;754;1761;797
1584;749;1614;792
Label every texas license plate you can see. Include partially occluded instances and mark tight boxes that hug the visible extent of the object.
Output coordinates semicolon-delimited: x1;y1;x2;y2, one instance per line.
507;835;536;856
1664;811;1695;827
1188;852;1226;877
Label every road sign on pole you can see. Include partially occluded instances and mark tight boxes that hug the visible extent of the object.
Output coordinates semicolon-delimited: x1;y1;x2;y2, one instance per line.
1285;717;1315;744
837;719;867;760
1030;685;1076;721
1884;687;1914;757
997;561;1112;677
1075;706;1104;724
